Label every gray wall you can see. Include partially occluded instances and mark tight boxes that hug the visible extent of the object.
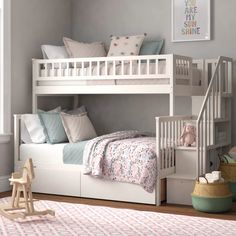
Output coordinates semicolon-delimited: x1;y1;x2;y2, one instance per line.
0;0;71;177
72;0;236;138
2;0;236;177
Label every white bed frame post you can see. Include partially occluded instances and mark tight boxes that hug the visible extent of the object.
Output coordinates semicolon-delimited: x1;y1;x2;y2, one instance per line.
73;95;80;109
32;59;38;113
169;54;176;116
156;117;161;206
14;114;21;170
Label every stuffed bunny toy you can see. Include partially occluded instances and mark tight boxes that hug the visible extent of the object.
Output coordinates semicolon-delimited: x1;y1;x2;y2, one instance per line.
180;123;196;147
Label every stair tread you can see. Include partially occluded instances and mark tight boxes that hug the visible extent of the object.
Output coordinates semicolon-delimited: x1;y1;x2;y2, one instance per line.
214;118;230;123
175;146;197;151
207;142;231;150
167;173;197;180
222;93;232;98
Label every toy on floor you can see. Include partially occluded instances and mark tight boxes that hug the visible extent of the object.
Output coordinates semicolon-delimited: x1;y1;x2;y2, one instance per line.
0;158;55;220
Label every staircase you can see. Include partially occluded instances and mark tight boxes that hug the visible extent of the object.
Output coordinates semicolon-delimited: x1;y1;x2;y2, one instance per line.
166;57;233;205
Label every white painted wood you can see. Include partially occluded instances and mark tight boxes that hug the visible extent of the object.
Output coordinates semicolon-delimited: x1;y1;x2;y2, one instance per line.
14;114;21;166
16;55;233;206
196;56;233;176
35;85;173;95
81;175;155;204
167;176;195;205
73;95;79;109
0;0;11;137
175;149;198;178
32;168;81;196
32;54;205;115
14;115;175;205
32;60;38;113
192;96;204;116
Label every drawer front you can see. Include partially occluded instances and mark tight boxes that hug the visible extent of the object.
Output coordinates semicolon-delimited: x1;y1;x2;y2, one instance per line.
167;178;195;205
32;168;81;197
81;175;156;204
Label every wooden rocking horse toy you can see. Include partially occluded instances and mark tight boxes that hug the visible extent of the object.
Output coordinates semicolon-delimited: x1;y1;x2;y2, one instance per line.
0;158;55;220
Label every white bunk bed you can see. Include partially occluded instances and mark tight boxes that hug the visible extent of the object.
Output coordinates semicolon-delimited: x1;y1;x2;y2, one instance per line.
32;54;205;115
14;54;233;206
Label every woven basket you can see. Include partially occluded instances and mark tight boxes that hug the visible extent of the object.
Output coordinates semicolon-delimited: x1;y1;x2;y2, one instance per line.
229;182;236;202
220;163;236;182
192;181;232;198
191;180;233;213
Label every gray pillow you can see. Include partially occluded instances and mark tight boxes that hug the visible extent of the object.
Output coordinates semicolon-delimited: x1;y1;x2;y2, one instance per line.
61;112;97;143
65;105;86;115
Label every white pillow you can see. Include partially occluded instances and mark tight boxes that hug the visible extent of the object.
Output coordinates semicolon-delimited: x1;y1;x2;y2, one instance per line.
63;37;106;58
41;45;69;59
61;112;97;143
21;119;33;144
21;106;61;144
21;114;46;144
107;34;146;57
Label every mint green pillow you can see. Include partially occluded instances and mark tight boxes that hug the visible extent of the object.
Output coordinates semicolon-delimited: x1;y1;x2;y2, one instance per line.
139;40;164;55
38;112;68;144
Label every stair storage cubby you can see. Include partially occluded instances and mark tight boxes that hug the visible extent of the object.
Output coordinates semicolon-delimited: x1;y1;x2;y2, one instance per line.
167;148;198;205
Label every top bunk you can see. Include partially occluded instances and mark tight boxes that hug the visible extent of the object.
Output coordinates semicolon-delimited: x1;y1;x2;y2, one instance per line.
32;54;205;96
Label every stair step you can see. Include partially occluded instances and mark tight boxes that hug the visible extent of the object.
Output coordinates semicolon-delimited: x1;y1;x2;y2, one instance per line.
167;173;196;180
214;118;230;123
207;142;231;150
175;146;197;151
167;174;196;205
222;93;232;98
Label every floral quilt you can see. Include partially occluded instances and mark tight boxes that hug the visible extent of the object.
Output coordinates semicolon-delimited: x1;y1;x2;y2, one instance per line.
83;131;157;193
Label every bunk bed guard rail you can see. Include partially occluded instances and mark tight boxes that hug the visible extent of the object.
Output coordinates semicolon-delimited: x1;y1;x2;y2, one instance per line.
32;54;192;81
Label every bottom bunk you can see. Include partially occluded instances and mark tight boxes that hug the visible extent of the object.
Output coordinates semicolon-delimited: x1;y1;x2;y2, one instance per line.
15;117;176;205
16;142;168;205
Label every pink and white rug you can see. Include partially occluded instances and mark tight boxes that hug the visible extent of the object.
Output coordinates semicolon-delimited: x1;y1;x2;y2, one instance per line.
0;198;236;236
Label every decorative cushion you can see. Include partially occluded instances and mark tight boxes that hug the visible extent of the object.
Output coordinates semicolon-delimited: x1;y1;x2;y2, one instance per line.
37;106;61;113
21;114;46;144
63;37;106;58
38;112;68;144
139;40;164;55
61;112;97;143
65;105;86;115
41;45;69;59
107;34;146;57
21;107;62;144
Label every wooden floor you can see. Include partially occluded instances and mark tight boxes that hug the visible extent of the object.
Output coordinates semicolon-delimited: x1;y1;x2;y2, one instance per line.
1;191;236;221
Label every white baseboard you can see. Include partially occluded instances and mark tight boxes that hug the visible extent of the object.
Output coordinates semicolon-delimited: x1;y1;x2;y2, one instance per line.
0;175;11;192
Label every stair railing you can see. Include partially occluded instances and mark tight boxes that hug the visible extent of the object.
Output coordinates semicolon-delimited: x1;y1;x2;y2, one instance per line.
196;56;233;176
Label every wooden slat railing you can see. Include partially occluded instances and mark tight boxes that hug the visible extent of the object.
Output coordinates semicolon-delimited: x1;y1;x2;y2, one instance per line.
196;56;233;176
